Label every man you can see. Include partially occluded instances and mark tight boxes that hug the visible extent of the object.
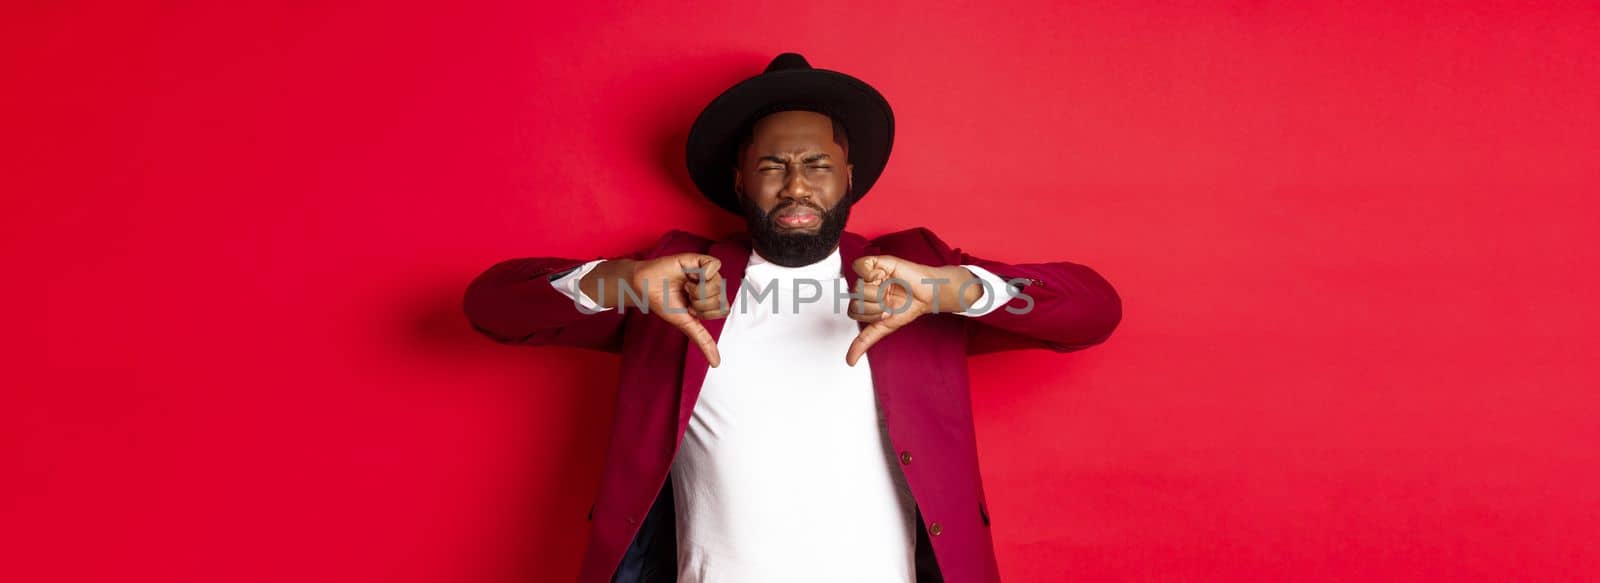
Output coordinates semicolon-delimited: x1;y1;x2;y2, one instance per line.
463;53;1122;583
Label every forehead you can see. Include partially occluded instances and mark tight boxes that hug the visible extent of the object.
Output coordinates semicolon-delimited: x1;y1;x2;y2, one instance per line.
748;110;841;152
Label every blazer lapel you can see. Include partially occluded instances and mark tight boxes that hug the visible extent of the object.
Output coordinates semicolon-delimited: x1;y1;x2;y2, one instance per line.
835;231;900;420
837;230;868;296
676;232;752;437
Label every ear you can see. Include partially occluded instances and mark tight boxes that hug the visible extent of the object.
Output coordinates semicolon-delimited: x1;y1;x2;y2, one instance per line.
732;168;744;198
846;163;854;194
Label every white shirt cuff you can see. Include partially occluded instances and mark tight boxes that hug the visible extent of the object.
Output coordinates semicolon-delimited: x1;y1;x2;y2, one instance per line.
955;264;1020;317
548;259;612;312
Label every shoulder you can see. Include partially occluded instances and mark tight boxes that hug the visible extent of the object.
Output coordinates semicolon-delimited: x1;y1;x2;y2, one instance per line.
867;227;958;264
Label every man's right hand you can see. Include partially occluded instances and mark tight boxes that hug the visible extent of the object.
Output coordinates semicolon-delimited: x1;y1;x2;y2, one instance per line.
579;253;729;367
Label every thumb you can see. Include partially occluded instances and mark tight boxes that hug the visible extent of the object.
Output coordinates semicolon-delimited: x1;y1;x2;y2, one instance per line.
671;315;721;368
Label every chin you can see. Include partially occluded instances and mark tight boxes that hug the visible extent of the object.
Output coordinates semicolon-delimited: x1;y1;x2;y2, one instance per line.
739;194;853;266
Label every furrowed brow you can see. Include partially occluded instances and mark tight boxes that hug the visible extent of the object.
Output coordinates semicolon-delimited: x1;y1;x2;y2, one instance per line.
757;153;833;165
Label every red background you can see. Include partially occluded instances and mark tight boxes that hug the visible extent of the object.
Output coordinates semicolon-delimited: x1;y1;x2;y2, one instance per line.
5;1;1597;581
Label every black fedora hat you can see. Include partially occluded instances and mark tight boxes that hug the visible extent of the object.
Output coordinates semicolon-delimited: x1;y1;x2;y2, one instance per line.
685;52;895;215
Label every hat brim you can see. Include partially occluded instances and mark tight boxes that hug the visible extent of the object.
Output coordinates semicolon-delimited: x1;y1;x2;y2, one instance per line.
686;67;894;215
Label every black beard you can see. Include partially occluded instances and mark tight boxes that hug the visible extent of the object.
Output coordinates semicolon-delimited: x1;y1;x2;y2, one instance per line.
740;193;853;267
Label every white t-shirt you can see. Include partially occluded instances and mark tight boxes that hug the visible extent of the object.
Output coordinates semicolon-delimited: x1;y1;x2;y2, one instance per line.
551;244;1016;582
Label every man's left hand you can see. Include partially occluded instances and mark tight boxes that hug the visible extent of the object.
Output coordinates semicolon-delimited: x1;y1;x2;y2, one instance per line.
845;255;984;366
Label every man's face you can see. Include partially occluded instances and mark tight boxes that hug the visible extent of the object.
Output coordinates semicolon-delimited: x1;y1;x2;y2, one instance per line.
733;110;855;267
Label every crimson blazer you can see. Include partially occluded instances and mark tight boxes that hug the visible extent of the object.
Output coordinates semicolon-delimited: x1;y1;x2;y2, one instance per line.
462;227;1122;583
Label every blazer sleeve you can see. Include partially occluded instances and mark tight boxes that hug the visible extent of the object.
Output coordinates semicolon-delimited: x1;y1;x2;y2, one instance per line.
910;228;1123;356
461;231;679;353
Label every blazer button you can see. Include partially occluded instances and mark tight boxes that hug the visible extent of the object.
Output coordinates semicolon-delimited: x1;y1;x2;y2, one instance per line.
899;451;913;465
928;521;943;536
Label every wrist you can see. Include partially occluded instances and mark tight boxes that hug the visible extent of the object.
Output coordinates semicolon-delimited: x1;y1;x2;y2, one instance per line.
935;266;982;313
581;259;639;309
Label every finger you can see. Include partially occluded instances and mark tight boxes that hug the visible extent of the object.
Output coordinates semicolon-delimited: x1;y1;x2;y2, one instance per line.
879;285;916;314
671;316;721;368
689;296;728;317
852;255;879;279
848;299;885;322
693;304;730;320
685;282;726;315
854;279;885;314
681;255;722;283
700;269;724;290
857;281;919;318
848;310;888;324
704;272;730;317
846;307;921;366
852;255;896;281
680;272;727;320
683;276;724;305
847;319;894;366
688;294;726;314
856;278;882;301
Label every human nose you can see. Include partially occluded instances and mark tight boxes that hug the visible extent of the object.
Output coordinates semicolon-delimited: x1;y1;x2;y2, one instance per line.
780;166;814;200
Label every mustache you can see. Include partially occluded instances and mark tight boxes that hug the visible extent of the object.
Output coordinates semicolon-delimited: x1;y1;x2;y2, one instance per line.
769;201;827;216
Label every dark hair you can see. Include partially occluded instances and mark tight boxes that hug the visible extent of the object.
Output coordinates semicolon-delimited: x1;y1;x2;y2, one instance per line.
734;107;850;167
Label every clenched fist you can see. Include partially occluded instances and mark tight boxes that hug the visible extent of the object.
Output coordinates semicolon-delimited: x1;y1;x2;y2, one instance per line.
581;253;729;367
846;255;987;367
